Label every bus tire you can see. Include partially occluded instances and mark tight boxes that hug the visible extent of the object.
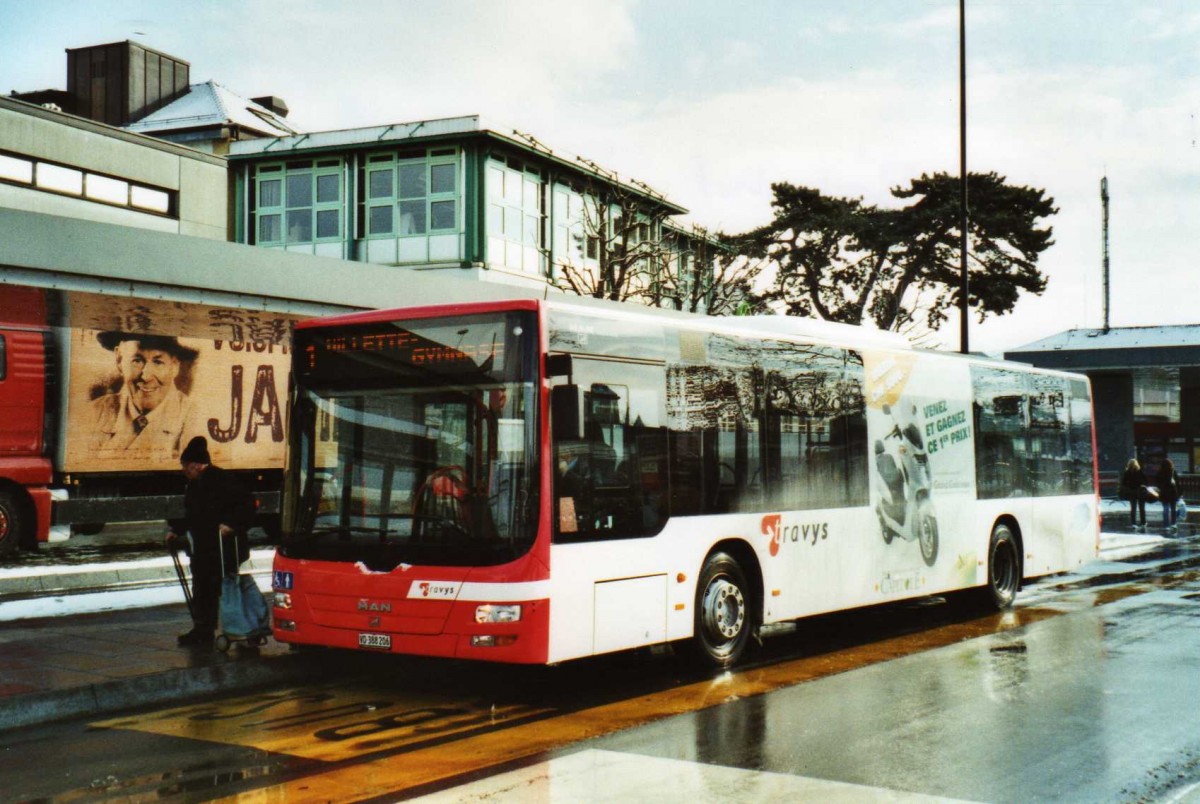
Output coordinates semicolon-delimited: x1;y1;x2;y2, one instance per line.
0;489;27;557
985;523;1020;609
917;497;939;567
690;551;753;669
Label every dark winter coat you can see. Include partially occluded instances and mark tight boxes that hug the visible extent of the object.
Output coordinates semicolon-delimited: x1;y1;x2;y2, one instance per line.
1120;467;1148;501
170;464;253;574
1155;464;1181;505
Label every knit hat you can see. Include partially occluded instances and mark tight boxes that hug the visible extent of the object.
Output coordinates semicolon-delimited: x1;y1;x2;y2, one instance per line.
180;436;210;465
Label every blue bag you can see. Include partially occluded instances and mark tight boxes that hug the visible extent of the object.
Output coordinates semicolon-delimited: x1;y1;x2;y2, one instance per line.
221;574;271;638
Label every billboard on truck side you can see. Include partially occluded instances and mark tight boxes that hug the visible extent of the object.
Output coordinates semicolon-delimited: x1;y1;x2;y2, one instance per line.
57;292;296;473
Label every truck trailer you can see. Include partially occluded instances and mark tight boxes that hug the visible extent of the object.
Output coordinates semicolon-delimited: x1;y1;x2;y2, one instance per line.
0;284;298;555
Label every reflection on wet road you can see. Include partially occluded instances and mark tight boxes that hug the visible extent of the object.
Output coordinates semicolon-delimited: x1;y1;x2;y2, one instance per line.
5;539;1200;801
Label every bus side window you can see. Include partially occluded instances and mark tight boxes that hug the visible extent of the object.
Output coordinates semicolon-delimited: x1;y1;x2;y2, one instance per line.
553;361;667;541
972;367;1030;499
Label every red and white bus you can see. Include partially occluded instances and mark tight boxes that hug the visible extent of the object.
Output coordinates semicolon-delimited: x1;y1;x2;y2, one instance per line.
271;298;1098;667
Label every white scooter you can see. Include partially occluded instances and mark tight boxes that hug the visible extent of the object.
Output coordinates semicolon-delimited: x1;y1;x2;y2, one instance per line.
873;404;939;567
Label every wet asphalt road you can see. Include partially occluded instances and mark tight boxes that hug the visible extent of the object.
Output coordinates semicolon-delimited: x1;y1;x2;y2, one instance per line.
2;534;1200;801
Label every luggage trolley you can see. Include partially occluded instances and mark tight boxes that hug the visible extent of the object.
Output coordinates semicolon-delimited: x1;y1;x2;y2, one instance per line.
169;530;271;651
214;529;272;652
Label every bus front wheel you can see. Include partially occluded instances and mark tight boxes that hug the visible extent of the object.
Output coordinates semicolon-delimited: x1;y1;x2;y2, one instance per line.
0;489;27;558
690;552;753;669
985;523;1020;609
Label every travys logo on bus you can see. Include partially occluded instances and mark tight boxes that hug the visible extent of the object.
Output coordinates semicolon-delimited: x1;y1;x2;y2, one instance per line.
407;580;462;600
761;513;829;557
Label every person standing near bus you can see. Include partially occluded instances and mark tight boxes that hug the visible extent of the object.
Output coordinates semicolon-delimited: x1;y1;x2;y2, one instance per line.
1155;458;1181;533
1120;458;1149;531
166;436;254;646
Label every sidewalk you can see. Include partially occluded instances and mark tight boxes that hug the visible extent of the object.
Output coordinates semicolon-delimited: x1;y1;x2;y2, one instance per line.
0;547;344;733
0;527;1189;734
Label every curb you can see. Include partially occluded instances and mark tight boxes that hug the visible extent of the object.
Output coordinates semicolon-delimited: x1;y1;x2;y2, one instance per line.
0;550;275;603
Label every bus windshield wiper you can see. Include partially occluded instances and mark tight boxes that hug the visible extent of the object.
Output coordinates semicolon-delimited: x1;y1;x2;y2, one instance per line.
309;525;404;538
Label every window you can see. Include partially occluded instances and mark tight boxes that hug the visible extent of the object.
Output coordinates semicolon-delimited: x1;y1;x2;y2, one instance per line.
363;149;460;239
0;153;33;184
972;367;1029;500
552;183;599;269
664;334;867;515
1067;379;1095;494
254;160;342;245
0;150;175;216
553;360;668;541
763;346;866;511
488;155;544;274
86;174;129;205
0;335;6;381
1028;374;1072;497
666;364;763;515
130;185;170;213
973;368;1094;499
38;163;83;195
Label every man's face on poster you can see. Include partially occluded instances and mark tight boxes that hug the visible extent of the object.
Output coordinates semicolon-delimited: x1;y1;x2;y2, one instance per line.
115;340;181;412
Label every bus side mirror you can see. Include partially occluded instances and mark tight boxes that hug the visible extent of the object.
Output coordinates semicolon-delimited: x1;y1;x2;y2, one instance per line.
551;384;581;441
545;353;573;378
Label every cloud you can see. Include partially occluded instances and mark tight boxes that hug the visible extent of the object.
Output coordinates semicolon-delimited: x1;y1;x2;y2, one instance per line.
182;0;639;131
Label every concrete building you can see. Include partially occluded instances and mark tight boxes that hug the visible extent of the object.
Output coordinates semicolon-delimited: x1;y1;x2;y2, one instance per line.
1007;325;1200;491
10;41;296;155
227;117;692;293
0;95;227;240
12;39;721;305
124;81;298;155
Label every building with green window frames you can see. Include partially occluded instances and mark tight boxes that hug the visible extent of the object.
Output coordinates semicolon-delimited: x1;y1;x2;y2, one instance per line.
228;116;689;290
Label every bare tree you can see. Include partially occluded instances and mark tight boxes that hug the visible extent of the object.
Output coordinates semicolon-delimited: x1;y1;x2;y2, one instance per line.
552;161;677;303
648;226;767;316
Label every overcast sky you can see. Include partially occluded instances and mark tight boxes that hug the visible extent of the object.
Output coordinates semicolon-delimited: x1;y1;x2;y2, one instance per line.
4;0;1198;353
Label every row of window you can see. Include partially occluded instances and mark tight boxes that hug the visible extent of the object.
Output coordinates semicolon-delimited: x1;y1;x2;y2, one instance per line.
972;366;1094;499
549;334;1096;543
248;149;659;276
254;150;460;247
553;337;869;542
0;150;173;216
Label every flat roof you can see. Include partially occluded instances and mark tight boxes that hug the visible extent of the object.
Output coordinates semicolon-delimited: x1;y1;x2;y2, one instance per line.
1006;325;1200;371
228;115;687;215
0;96;225;167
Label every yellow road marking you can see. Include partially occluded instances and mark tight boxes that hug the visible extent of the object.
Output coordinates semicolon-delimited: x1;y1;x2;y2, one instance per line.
93;584;1143;802
214;605;1080;802
95;688;550;762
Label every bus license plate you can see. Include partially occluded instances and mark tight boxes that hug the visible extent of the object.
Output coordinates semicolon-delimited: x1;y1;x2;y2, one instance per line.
358;633;391;650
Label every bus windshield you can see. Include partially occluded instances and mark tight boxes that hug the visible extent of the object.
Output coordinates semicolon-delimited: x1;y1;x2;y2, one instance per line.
282;311;539;569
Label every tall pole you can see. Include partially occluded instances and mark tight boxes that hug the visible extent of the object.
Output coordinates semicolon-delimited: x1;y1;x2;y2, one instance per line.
1101;176;1111;332
958;0;969;354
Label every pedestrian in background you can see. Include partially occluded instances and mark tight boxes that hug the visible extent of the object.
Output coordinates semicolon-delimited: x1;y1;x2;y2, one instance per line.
165;436;253;646
1120;458;1149;531
1155;458;1181;533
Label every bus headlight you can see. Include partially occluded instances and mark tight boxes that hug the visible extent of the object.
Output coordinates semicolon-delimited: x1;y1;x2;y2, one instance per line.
274;592;293;610
475;604;521;623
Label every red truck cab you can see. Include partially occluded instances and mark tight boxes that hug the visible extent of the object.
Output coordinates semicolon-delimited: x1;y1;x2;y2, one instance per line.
0;287;53;555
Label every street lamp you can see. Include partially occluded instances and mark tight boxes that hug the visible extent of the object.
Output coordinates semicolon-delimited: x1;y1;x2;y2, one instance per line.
959;0;969;354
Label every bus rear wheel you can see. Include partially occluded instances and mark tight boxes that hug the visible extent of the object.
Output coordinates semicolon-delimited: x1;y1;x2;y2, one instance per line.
690;552;753;669
985;523;1020;609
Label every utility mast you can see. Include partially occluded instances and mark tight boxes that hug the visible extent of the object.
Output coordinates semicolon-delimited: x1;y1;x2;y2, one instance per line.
1101;176;1111;333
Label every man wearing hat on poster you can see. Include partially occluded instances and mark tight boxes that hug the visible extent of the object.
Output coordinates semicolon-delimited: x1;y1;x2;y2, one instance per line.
90;331;201;458
166;436;254;646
